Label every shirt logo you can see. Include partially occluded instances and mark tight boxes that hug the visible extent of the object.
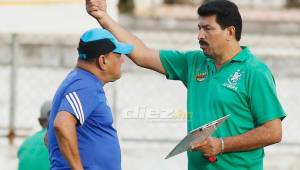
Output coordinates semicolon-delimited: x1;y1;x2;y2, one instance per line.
195;71;207;82
223;69;243;91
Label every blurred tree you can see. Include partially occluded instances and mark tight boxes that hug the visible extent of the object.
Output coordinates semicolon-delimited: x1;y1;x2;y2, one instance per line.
286;0;300;7
118;0;135;14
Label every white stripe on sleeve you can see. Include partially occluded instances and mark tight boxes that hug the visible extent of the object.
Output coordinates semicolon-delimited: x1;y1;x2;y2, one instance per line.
72;92;85;123
65;94;81;122
68;92;84;124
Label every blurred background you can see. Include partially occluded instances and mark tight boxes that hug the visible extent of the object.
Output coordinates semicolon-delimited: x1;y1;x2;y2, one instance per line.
0;0;300;169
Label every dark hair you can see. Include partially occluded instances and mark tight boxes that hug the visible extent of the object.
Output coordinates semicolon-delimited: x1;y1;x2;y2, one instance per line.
197;0;242;41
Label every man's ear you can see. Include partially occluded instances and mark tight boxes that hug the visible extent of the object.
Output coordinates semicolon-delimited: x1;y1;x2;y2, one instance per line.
226;26;236;41
98;55;107;70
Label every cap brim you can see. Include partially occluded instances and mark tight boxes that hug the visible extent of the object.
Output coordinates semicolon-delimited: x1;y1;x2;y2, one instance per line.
113;42;133;55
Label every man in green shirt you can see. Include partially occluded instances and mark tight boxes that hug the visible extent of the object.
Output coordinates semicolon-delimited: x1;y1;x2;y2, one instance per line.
18;101;51;170
86;0;286;169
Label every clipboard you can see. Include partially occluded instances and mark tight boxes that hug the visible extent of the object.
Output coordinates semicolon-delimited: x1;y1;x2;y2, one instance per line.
165;115;230;159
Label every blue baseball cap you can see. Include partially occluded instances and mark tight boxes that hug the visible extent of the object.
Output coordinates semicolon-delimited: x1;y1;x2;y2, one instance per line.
78;28;133;60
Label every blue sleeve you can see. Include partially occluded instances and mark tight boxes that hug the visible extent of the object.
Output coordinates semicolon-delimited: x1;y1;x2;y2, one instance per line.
58;87;105;125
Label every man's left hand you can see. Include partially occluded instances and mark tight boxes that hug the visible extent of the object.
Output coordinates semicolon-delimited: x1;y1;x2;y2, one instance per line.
190;137;222;157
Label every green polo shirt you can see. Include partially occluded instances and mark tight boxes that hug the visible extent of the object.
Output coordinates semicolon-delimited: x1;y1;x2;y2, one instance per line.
18;128;50;170
160;47;285;170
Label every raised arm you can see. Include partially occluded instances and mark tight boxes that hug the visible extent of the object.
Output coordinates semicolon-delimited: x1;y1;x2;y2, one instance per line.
86;0;165;74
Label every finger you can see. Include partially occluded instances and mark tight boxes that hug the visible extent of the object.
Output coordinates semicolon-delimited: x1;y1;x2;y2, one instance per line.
190;144;200;150
89;7;99;11
86;6;99;13
203;150;215;157
86;0;99;7
190;147;197;151
190;143;197;150
206;137;212;141
203;152;212;157
86;2;98;8
85;0;91;6
190;143;208;151
191;140;208;148
190;145;203;151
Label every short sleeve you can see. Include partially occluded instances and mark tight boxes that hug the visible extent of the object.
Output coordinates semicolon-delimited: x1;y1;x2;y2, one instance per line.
160;50;193;85
58;88;104;125
249;69;286;125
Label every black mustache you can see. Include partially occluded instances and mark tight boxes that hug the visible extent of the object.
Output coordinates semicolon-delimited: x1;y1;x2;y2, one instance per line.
199;40;209;46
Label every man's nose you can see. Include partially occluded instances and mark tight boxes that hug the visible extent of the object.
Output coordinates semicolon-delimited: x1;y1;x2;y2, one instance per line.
198;29;205;40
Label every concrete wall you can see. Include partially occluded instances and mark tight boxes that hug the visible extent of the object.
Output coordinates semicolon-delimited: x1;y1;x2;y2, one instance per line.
0;1;118;34
1;28;299;75
132;0;289;14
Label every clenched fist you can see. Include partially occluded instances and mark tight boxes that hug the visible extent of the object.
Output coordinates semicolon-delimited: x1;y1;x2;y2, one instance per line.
86;0;107;20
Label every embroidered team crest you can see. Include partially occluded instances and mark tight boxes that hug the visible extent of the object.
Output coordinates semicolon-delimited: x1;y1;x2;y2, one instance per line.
223;69;243;90
195;71;207;82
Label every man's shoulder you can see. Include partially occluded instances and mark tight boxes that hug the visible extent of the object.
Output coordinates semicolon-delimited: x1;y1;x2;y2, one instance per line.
185;51;208;68
62;70;102;94
244;53;272;74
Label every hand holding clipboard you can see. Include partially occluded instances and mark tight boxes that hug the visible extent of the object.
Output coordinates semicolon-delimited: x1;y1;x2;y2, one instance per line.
165;115;230;162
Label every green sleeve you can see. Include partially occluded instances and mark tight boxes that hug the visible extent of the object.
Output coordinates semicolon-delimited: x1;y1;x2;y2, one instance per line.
159;50;199;86
249;69;286;125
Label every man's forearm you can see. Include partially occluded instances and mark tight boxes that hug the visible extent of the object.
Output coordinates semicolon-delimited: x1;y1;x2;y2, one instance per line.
97;14;155;63
86;0;164;73
98;14;142;47
55;125;83;170
223;119;282;153
96;14;164;74
54;111;83;170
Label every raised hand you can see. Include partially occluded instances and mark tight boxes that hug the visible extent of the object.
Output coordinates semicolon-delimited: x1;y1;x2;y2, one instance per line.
86;0;107;20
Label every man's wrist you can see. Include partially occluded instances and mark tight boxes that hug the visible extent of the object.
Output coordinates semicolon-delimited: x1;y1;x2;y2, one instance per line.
97;13;109;23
